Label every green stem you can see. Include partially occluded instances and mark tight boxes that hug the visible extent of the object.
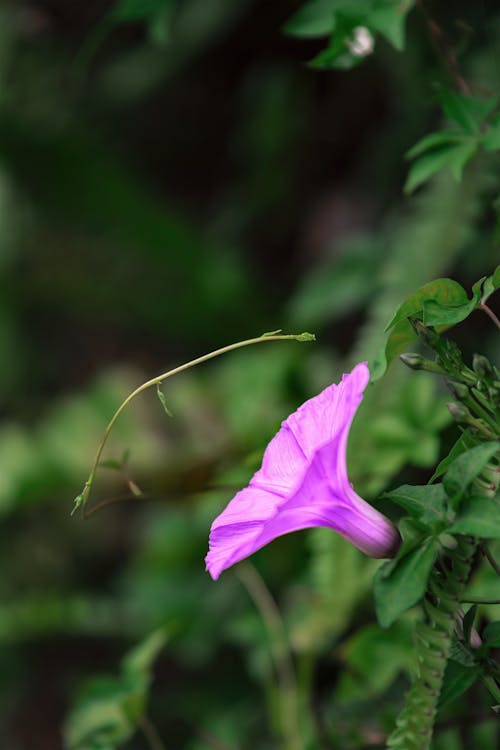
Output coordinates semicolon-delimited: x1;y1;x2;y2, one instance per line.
235;562;302;750
480;302;500;332
386;536;477;750
72;332;313;516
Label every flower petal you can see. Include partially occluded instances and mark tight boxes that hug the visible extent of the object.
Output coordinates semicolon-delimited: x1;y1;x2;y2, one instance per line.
206;362;399;580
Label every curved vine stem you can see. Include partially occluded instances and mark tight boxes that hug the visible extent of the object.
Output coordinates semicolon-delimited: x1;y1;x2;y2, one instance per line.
386;536;478;750
479;302;500;331
72;332;314;517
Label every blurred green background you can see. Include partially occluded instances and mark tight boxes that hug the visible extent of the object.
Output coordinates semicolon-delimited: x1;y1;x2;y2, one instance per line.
0;1;499;748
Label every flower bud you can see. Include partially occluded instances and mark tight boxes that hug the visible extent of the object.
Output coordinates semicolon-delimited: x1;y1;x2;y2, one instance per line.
400;353;445;374
472;354;493;378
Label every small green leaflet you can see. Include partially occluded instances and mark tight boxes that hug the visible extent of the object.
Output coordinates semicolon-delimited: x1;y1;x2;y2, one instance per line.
404;91;499;192
383;484;448;525
438;90;498;135
448;494;500;539
374;536;438;628
65;629;167;750
481;264;500;303
111;0;171;21
156;382;173;417
429;431;477;483
372;271;499;379
405;139;478;194
438;659;481;708
443;441;500;507
384;278;481;332
284;0;415;69
483;622;500;648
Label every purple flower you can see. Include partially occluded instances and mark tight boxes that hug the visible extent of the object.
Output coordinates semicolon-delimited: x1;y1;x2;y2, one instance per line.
206;362;401;580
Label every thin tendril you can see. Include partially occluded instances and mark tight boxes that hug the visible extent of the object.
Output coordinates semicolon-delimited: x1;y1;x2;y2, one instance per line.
479;302;500;331
73;332;314;517
235;562;302;750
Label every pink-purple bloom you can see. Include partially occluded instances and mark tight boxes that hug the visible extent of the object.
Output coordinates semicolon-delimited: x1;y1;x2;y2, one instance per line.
206;362;400;580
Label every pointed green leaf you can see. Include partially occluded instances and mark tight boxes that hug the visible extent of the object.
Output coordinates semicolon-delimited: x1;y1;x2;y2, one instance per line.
405;140;478;193
430;431;477;483
439;660;481;708
406;130;467;159
463;605;477;645
438;90;497;134
482;114;500;151
374;537;438;627
369;0;415;50
385;278;470;332
483;622;500;648
283;0;337;38
448;494;500;538
481;265;500;303
156;382;173;417
443;442;500;506
383;484;448;524
111;0;170;22
370;318;415;381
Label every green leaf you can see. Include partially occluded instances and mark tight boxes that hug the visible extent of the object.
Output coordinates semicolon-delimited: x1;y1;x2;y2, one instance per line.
443;442;500;506
111;0;170;22
463;605;477;645
481;264;500;303
122;629;167;680
338;620;414;699
370;318;415;380
404;140;478;193
65;629;167;750
448;494;500;539
385;278;473;332
430;432;477;483
483;622;500;647
283;0;337;38
369;0;415;51
439;659;481;708
156;382;173;417
374;537;438;627
383;484;448;525
482;114;500;151
406;130;468;159
438;90;497;134
309;14;362;70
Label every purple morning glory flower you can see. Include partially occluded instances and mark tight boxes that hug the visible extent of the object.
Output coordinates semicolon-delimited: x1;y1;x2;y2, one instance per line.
206;362;401;580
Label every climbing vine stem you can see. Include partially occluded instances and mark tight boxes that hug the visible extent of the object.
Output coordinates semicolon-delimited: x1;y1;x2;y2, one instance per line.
386;536;478;750
72;331;314;518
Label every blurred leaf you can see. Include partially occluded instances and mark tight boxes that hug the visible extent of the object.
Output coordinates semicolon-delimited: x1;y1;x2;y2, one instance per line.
482;114;500;151
369;0;415;51
448;494;500;539
111;0;171;22
383;484;447;524
374;536;438;627
405;140;478;193
481;264;500;302
439;659;481;708
288;237;383;327
406;130;469;159
443;442;500;506
283;0;336;38
65;629;167;750
429;431;477;483
337;619;414;700
438;90;498;134
385;278;479;332
483;621;500;648
462;604;477;646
